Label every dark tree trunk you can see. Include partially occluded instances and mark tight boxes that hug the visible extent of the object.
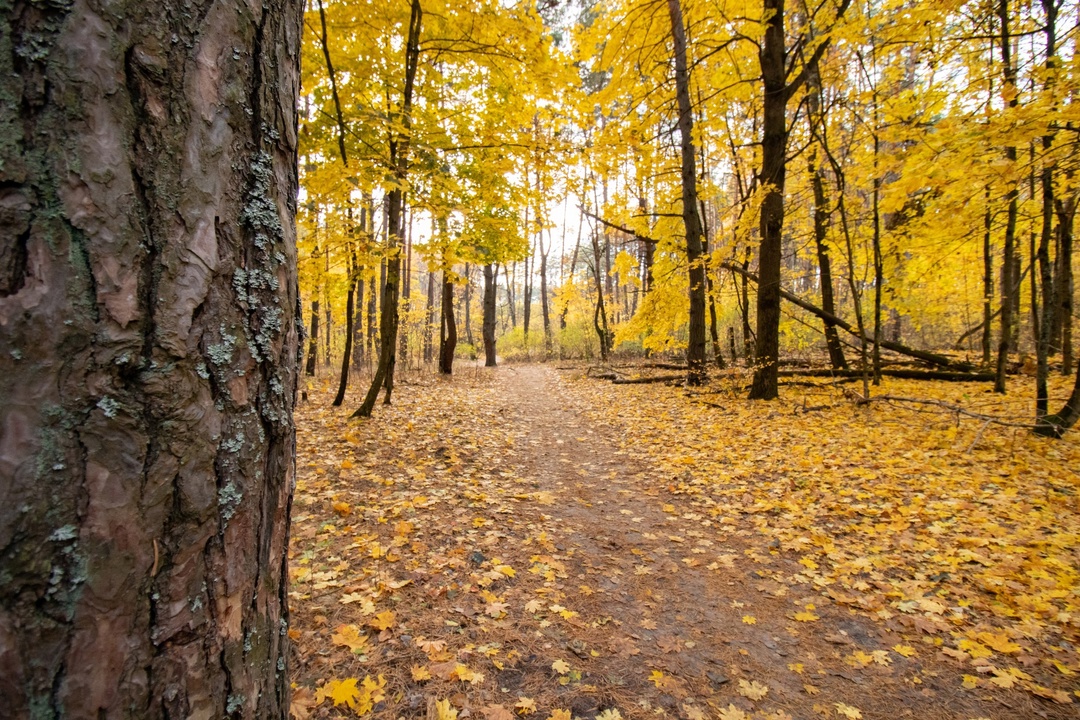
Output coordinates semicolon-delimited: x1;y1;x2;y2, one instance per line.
983;187;993;366
541;240;552;354
750;0;849;399
424;269;435;364
464;263;475;347
667;0;708;385
807;60;847;370
352;274;365;370
439;270;457;374
523;239;533;342
1056;198;1075;373
333;276;355;407
1035;0;1059;420
0;1;302;717
750;0;788;399
995;0;1019;394
590;230;612;360
323;249;331;367
306;298;319;375
354;0;421;417
506;262;517;329
483;263;498;366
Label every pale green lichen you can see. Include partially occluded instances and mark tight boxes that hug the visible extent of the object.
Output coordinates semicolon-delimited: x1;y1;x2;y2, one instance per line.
219;481;243;521
96;396;119;418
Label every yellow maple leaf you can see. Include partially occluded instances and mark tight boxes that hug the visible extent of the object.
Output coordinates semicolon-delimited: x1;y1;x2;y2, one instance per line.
411;665;431;681
962;675;980;689
368;610;396;631
453;664;484;684
793;611;819;622
834;703;862;719
546;711;572;720
738;679;768;700
870;650;892;666
434;699;458;720
958;639;993;659
330;625;368;653
976;631;1022;654
742;615;757;624
788;662;804;674
804;684;820;695
717;704;749;720
314;678;359;709
1052;659;1076;676
551;659;570;674
893;644;917;658
1029;685;1073;704
515;696;537;715
495;564;516;577
332;501;351;516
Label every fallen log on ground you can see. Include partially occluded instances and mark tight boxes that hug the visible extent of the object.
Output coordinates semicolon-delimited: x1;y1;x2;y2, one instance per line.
779;368;995;382
720;262;975;372
611;374;685;385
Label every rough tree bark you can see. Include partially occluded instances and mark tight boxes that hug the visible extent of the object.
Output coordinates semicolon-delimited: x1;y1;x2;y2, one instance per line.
482;263;498;366
0;1;302;717
305;296;319;375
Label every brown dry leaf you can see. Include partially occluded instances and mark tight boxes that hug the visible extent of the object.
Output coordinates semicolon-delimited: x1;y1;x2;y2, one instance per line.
482;705;515;720
289;687;315;720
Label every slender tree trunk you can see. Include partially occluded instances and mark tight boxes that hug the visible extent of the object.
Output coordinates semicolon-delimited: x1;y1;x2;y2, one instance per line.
439;270;457;374
306;298;319;375
483;263;498;366
0;1;302;716
323;247;332;367
741;251;753;361
523;238;533;342
506;262;517;328
464;263;475;347
333;275;355;406
1057;198;1075;373
591;230;612;360
399;201;412;371
983;187;994;366
354;0;421;417
541;241;552;354
994;0;1019;394
1035;0;1059;421
667;0;708;384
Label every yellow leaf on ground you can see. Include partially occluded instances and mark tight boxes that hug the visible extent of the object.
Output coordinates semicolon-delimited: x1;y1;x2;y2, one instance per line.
515;696;537;715
793;611;819;622
330;625;368;653
976;631;1022;654
368;611;396;631
546;711;572;720
893;644;917;658
738;679;768;700
834;703;862;719
433;699;458;720
551;659;570;674
804;684;820;695
962;675;980;689
411;665;431;681
717;705;749;720
742;615;757;624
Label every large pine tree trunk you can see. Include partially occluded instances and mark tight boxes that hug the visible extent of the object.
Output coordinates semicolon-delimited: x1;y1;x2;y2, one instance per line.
0;1;302;717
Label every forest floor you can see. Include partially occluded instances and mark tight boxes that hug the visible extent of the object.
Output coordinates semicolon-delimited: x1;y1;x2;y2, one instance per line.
287;362;1080;720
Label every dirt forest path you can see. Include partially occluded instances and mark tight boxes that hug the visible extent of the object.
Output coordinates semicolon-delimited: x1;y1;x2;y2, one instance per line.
288;364;1079;720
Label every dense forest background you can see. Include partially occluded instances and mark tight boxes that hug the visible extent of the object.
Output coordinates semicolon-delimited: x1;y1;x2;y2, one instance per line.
297;0;1080;424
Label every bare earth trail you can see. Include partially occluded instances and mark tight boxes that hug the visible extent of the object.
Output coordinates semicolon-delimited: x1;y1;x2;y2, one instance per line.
289;364;1077;720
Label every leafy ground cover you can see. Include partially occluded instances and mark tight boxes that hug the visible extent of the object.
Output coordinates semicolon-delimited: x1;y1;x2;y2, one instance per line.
288;364;1080;720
